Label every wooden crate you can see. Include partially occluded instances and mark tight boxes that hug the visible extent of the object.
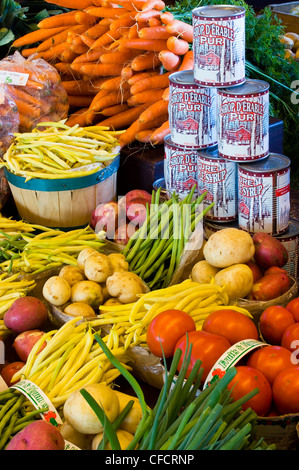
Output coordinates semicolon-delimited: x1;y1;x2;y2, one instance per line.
269;2;299;34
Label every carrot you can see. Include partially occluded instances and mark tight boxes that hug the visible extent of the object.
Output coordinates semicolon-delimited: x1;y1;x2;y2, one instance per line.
38;41;69;61
162;86;169;100
72;62;124;77
12;26;67;48
135;9;163;22
130;70;171;94
141;0;165;11
148;18;162;27
36;25;85;52
121;65;134;80
37;11;79;29
166;35;190;55
113;0;150;10
109;12;137;31
127;88;165;106
127;22;147;39
66;107;91;126
119;38;168;52
158;49;181;71
117;108;167;147
7;86;41;107
138;98;168;123
160;11;174;24
135;129;155;143
21;47;39;58
14;99;41;119
150;119;170;144
127;69;161;86
165;19;194;43
60;49;80;63
179;49;194;71
85;7;130;18
72;47;106;64
131;51;161;71
62;79;104;95
138;25;172;40
54;62;80;77
90;89;131;112
89;29;122;49
42;0;93;8
100;75;123;91
74;10;98;25
100;103;130;116
100;49;141;64
98;103;151;129
80;22;110;41
68;95;94;107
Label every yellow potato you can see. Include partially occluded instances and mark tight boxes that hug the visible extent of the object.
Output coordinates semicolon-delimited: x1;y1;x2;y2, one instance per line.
191;260;220;284
113;390;143;435
59;265;86;287
214;264;254;299
71;280;103;309
64;302;96;318
92;429;134;450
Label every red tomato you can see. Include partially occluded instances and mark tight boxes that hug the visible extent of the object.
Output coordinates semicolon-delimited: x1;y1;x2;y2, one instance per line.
281;323;299;362
146;309;196;358
0;361;25;387
174;330;231;383
246;345;296;385
286;297;299;322
259;305;295;344
202;309;258;345
272;366;299;414
227;366;272;416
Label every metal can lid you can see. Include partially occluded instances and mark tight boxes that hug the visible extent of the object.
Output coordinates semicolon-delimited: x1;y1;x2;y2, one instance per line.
198;145;219;159
164;133;203;150
238;154;291;172
275;219;299;239
192;4;245;18
218;79;270;95
169;70;195;86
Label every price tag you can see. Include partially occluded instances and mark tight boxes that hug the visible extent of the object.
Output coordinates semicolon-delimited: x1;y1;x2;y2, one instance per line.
0;70;29;86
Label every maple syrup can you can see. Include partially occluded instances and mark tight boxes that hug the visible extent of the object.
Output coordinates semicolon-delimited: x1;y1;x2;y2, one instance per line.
275;219;299;280
197;145;238;222
192;5;245;87
217;79;270;161
169;70;217;147
204;219;238;238
238;154;291;236
164;134;199;199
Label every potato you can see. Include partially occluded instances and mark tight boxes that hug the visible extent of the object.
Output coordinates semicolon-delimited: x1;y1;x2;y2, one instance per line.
71;281;103;309
106;271;146;303
59;265;86;286
108;253;129;273
3;296;48;333
191;260;220;284
214;264;254;299
84;253;113;283
279;34;294;49
249;272;291;301
5;420;65;450
43;276;71;306
63;384;119;435
64;302;96;318
203;228;255;268
284;32;299;43
13;330;46;362
253;232;288;270
113;390;143;435
92;429;134;450
59;421;94;450
77;248;99;271
102;298;124;306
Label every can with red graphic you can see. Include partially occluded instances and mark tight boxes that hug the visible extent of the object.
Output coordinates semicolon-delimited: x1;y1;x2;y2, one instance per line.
192;5;245;87
238;154;291;235
275;219;299;280
217;79;270;161
169;70;217;147
197;145;238;222
164;134;199;200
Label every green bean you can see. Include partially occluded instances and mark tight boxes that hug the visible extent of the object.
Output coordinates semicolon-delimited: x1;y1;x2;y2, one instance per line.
0;396;19;421
14;406;49;426
0;412;18;449
0;395;24;435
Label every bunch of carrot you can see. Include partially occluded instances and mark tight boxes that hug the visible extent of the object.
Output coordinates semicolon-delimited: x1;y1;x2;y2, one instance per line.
12;0;194;147
0;51;69;133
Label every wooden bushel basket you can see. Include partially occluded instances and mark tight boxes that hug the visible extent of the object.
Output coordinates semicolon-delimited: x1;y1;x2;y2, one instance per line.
4;155;119;228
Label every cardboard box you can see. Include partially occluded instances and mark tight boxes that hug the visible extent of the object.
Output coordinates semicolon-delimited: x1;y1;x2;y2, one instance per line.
269;2;299;34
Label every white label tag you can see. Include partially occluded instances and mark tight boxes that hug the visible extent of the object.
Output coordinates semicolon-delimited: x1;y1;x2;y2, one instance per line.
0;70;29;86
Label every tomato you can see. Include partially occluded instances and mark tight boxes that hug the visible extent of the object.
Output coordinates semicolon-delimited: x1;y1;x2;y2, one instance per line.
174;330;231;383
272;366;299;414
281;322;299;362
259;305;295;344
246;345;296;385
227;366;272;416
0;361;25;387
286;297;299;322
202;309;258;345
146;309;196;358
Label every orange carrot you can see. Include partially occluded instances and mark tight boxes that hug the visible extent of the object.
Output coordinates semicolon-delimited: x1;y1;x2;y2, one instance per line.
109;11;137;31
7;86;41;107
68;94;94;107
43;0;93;8
74;10;98;25
81;22;110;41
100;103;130;116
72;47;106;64
66;107;91;126
131;51;161;71
100;76;123;91
127;22;147;39
100;49;141;64
148;18;162;27
135;9;163;22
36;25;86;52
21;47;39;58
62;79;104;95
127;69;161;86
117;108;166;148
60;49;79;63
121;64;134;80
158;49;181;71
72;62;124;77
179;49;194;71
38;41;69;61
166;35;190;55
85;7;130;18
90;89;131;112
150;119;170;144
119;38;168;52
127;88;165;106
130;70;171;94
165;19;194;43
37;11;79;29
12;26;67;48
138;25;172;40
89;29;122;49
162;86;169;100
98;103;151;129
138;98;168;123
160;11;174;24
141;0;165;11
14;99;41;119
135;129;155;143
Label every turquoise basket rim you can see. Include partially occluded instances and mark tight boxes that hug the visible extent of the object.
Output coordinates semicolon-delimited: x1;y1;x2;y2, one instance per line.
4;154;120;192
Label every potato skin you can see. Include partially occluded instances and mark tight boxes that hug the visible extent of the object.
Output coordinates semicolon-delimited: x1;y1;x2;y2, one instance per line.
203;228;255;268
253;232;288;270
214;264;254;299
191;260;220;284
250;272;291;301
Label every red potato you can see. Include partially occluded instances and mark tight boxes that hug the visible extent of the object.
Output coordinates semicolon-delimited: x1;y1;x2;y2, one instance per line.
264;266;288;275
0;361;25;387
246;260;263;283
114;223;137;245
249;272;291;301
3;297;48;334
5;420;65;450
126;198;148;225
118;189;152;215
91;201;119;236
253;232;288;270
13;330;47;362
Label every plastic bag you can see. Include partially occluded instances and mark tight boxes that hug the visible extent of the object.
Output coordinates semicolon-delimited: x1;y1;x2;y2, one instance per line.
0;84;19;159
0;51;69;132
